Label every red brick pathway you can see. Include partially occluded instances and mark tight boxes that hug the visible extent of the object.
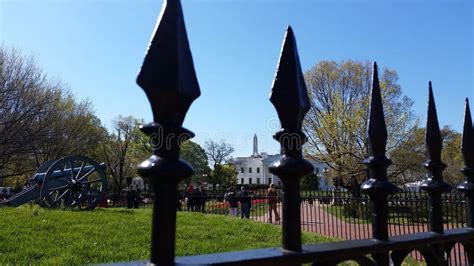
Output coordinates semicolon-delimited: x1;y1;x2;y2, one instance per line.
253;202;468;265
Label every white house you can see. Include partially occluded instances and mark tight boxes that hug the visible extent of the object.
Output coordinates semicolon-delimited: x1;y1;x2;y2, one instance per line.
229;134;333;190
130;177;148;191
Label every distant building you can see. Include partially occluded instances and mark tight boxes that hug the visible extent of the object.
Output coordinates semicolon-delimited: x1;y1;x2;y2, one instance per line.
130;177;148;191
229;134;333;190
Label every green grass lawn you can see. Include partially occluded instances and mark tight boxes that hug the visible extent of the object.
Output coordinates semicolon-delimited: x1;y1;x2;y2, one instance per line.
0;205;332;265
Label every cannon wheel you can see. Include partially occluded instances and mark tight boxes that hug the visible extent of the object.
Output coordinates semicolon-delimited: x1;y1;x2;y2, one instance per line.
40;155;107;210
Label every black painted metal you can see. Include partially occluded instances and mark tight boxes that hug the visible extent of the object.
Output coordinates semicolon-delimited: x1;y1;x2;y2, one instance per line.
421;83;452;235
269;26;314;254
112;229;474;266
112;0;474;264
171;228;473;265
136;0;200;264
458;99;474;228
360;62;398;266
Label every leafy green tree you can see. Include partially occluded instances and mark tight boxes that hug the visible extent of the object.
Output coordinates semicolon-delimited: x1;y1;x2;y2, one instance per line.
30;96;107;164
303;60;415;192
441;127;463;184
389;124;426;184
180;140;210;184
209;164;237;188
390;125;464;185
301;173;319;190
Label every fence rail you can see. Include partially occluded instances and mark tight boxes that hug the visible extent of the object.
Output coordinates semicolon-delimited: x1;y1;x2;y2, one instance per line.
109;190;469;264
110;0;474;265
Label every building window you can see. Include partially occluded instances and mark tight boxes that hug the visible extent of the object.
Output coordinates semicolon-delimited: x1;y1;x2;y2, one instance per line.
257;178;260;184
240;167;244;173
249;178;252;184
257;167;260;173
315;167;319;174
249;167;252;173
268;178;272;184
241;178;244;184
277;181;281;185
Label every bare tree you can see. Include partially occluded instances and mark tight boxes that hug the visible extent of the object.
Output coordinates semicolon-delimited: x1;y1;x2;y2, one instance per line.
204;140;235;188
100;116;141;195
205;140;234;167
0;47;53;174
0;47;106;185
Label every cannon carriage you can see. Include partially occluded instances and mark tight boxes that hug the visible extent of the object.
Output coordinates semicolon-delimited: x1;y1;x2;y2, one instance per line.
0;155;107;210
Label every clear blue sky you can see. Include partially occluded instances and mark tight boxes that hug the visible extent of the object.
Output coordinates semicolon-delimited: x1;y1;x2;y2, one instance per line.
1;0;472;157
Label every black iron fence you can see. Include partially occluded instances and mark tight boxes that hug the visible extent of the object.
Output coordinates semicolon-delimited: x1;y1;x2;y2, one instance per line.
110;0;474;265
107;189;469;264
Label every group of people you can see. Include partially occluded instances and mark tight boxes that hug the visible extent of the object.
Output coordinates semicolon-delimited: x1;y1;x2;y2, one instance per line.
224;186;252;219
126;188;141;209
225;183;281;223
180;183;281;223
183;185;207;212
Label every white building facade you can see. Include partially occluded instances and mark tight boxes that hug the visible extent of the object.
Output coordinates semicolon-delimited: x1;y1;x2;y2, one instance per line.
229;134;333;190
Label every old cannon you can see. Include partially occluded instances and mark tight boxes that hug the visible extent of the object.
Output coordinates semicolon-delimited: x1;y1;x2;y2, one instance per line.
0;155;107;210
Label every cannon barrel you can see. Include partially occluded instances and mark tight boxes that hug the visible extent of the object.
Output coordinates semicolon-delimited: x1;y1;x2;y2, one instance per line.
33;163;106;183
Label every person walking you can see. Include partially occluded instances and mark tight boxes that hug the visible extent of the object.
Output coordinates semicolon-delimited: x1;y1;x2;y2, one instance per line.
239;186;251;219
225;187;239;217
267;183;280;223
133;188;141;209
185;185;194;211
191;187;201;212
199;185;207;213
126;188;134;209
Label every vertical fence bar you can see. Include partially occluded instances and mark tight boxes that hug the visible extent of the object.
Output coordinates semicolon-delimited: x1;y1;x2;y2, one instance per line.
457;99;474;265
457;98;474;228
136;0;200;264
268;26;314;254
360;62;398;266
420;83;452;234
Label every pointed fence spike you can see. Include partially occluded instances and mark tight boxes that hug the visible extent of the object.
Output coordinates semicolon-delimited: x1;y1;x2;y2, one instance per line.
458;98;474;227
270;26;310;133
462;98;474;167
137;0;200;125
361;62;397;254
367;61;388;158
268;26;313;253
421;82;451;234
425;82;443;162
135;0;198;264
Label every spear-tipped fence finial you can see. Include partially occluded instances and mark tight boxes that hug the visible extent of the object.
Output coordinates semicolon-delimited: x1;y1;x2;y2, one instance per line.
421;82;452;234
136;0;200;264
269;26;313;253
137;0;200;127
457;98;474;227
461;98;474;168
361;62;397;263
270;25;310;158
366;62;388;159
425;82;443;164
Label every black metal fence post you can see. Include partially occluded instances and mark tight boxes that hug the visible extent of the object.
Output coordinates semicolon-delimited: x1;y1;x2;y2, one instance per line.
420;83;452;234
360;62;398;266
269;26;314;254
136;0;200;264
458;99;474;228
